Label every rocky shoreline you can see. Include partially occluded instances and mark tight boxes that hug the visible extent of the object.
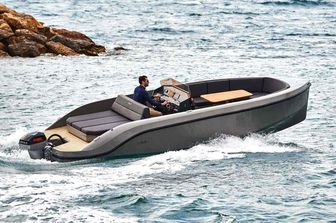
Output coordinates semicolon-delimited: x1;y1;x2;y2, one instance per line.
0;4;105;58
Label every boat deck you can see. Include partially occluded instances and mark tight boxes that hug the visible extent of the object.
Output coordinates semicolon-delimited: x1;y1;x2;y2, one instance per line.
45;126;88;152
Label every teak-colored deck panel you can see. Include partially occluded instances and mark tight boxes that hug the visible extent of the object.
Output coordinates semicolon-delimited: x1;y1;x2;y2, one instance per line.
201;90;253;103
44;126;88;152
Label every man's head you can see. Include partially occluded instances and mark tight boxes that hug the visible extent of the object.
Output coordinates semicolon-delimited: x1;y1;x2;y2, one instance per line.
139;75;149;87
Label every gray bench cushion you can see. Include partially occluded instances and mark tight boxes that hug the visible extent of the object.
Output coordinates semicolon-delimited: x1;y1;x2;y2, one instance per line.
66;110;119;125
66;109;130;137
111;95;150;120
72;116;129;131
81;121;129;135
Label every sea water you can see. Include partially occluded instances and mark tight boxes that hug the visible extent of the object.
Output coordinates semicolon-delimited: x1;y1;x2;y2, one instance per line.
0;0;335;222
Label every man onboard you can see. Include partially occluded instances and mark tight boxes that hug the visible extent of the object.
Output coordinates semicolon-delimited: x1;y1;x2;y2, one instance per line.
133;75;167;116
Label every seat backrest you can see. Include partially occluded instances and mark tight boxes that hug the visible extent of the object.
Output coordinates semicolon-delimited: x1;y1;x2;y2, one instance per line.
207;80;230;94
263;77;290;93
188;82;208;97
230;78;264;92
111;95;150;120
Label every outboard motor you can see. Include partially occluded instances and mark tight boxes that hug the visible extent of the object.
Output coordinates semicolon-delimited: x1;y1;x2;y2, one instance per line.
19;132;47;159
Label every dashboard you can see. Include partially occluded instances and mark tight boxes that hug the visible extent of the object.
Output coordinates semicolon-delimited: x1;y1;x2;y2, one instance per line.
153;85;192;113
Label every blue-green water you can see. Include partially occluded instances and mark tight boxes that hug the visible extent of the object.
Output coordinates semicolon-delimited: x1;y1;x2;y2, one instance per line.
1;0;335;222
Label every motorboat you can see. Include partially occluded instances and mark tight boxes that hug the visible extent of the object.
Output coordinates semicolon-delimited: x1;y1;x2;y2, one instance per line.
19;77;311;162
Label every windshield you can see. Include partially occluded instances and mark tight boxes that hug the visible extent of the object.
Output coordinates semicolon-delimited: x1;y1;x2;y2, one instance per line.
160;78;190;95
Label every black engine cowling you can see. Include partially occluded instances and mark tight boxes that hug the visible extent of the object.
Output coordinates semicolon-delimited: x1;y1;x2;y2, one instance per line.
19;132;47;159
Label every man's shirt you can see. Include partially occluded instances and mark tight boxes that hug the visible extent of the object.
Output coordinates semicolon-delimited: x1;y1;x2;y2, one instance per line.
133;85;160;107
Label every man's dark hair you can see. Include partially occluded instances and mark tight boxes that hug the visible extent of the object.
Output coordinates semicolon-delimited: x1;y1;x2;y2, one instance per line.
138;75;148;84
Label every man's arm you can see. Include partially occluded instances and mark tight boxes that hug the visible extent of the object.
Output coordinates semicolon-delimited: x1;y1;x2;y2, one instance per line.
145;91;161;107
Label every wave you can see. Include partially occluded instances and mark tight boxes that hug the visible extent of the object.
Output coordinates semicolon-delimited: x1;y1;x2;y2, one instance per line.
188;13;202;17
0;128;30;167
258;0;333;7
218;11;261;16
286;33;336;37
76;193;148;208
193;134;300;157
136;27;195;35
176;1;203;6
68;134;301;186
0;127;28;148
